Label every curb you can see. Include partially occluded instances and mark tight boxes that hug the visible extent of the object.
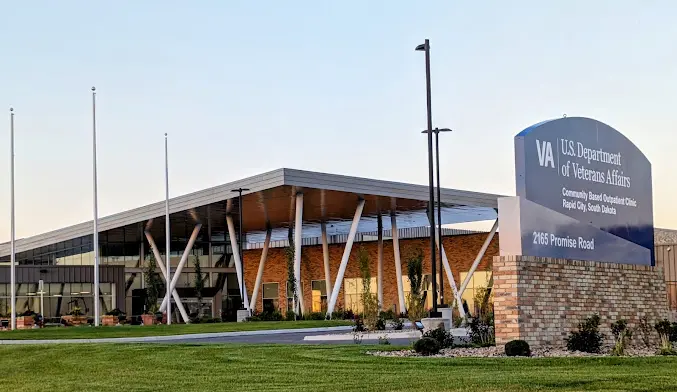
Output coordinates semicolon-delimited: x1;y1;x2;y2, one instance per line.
0;325;354;345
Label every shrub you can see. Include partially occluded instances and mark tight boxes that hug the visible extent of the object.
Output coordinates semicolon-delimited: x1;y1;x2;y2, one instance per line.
391;314;405;331
248;310;283;322
413;337;440;356
637;317;653;348
655;319;674;354
505;340;531;357
378;335;390;345
380;309;395;321
304;312;325;321
353;317;366;332
423;325;454;349
566;314;603;353
611;319;632;356
670;322;677;342
105;308;124;317
373;316;385;331
469;316;495;345
285;311;296;321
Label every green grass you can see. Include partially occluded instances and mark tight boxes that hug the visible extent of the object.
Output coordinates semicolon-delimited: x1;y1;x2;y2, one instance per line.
1;344;676;391
0;320;350;340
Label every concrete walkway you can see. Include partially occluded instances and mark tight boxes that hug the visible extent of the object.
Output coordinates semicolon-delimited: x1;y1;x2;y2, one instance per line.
0;325;353;345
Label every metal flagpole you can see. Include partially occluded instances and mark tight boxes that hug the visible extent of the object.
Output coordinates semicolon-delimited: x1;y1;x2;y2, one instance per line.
165;133;172;325
9;107;16;331
92;87;100;327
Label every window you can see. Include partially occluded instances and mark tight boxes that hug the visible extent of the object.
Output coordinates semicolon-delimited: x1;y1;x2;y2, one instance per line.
311;280;327;312
343;277;376;313
403;274;440;310
262;283;279;312
286;281;304;312
459;271;493;316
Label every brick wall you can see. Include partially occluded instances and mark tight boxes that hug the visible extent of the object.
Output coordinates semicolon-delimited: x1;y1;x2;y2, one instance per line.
493;255;669;347
241;233;498;314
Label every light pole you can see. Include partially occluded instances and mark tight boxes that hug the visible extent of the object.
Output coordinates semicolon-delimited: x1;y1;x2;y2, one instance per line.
422;127;453;306
231;188;249;310
164;133;171;325
91;87;100;327
9;107;16;330
416;38;440;317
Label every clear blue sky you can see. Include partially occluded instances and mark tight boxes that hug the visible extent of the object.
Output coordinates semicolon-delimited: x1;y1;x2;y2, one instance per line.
1;0;676;241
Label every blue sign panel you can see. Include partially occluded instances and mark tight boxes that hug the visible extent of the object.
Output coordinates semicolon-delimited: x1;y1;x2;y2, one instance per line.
513;117;654;265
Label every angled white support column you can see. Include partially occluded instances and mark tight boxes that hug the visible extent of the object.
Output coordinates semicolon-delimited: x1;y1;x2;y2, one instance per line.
226;214;250;310
434;229;465;318
294;193;305;314
377;213;384;310
320;222;332;304
458;219;499;299
391;213;406;314
160;223;203;313
144;231;190;323
249;229;271;312
327;198;365;315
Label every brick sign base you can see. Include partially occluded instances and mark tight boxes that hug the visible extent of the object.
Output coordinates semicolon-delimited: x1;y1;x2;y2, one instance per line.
493;256;668;347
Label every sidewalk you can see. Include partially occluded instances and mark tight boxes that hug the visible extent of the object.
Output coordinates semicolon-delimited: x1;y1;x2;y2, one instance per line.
0;325;353;345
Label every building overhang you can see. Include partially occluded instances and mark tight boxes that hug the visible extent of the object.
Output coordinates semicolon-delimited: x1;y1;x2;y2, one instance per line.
0;168;504;256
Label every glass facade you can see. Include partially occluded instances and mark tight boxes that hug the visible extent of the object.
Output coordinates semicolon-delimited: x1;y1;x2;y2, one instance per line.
0;283;114;322
343;277;376;313
459;271;493;315
311;280;327;312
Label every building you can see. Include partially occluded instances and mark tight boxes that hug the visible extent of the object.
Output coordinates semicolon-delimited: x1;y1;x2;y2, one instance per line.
0;168;674;323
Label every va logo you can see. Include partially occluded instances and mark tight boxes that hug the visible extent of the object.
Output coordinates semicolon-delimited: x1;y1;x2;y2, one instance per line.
536;139;554;168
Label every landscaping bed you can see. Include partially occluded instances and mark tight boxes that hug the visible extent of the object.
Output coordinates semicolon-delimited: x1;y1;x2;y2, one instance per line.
368;345;660;358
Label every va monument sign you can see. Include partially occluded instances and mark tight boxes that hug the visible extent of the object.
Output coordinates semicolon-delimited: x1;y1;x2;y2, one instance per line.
499;117;654;265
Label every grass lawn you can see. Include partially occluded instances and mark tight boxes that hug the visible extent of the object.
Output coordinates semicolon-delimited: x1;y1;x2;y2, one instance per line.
0;320;350;340
0;344;676;391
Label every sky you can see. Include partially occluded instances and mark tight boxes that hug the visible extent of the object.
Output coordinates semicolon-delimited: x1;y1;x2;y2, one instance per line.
1;0;676;241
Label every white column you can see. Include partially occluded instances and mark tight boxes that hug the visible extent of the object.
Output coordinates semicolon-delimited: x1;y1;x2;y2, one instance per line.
160;224;203;312
144;231;190;323
327;199;365;315
226;214;250;310
249;229;271;312
377;213;384;310
320;222;332;304
458;219;499;298
391;213;406;314
294;193;304;314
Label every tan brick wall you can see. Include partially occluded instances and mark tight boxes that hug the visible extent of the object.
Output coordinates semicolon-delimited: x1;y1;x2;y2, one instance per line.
493;255;669;347
242;233;499;314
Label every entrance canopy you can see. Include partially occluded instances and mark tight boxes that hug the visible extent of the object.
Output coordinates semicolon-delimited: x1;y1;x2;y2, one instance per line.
0;168;503;258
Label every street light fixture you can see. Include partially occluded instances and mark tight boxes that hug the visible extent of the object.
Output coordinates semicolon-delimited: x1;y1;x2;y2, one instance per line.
415;38;440;317
422;127;453;306
231;188;250;310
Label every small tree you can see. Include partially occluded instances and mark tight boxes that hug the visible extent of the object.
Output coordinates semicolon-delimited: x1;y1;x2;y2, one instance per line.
357;246;379;330
285;245;297;319
405;247;426;324
193;255;204;318
144;254;162;315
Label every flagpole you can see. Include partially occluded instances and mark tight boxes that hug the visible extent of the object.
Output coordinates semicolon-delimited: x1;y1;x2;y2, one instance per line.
92;87;100;327
165;133;171;325
9;107;16;331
